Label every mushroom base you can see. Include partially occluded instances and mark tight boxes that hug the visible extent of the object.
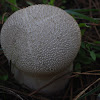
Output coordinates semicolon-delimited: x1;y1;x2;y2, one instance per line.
11;64;73;94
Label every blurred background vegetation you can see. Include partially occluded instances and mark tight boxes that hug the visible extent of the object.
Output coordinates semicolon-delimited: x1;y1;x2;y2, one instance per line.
0;0;100;100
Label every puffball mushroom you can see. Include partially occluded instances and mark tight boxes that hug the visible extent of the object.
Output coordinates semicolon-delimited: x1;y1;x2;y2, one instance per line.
0;5;81;94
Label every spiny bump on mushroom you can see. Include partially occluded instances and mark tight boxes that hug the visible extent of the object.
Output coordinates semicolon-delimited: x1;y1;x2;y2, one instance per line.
0;4;81;94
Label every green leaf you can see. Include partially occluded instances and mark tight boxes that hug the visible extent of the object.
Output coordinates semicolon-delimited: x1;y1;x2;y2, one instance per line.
66;10;99;23
78;85;100;100
0;75;8;81
94;41;100;44
90;51;96;61
96;53;100;58
74;63;81;72
76;48;93;65
43;0;48;4
71;9;100;13
79;23;90;28
84;42;100;51
86;43;91;50
62;0;67;3
0;0;6;5
81;42;86;49
0;15;8;22
48;0;55;5
91;45;100;51
81;29;86;35
26;1;33;6
61;6;66;9
78;57;93;65
97;93;100;99
7;0;18;11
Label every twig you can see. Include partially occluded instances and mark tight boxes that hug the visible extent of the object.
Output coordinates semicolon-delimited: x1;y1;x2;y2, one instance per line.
79;76;84;89
2;13;7;24
65;70;100;80
73;78;100;100
86;23;100;26
0;85;28;97
92;0;98;9
70;79;73;100
62;79;72;100
74;0;80;8
96;0;100;14
28;71;72;96
6;0;21;10
83;41;100;46
94;26;100;39
73;72;100;76
86;70;100;73
86;36;96;42
89;0;92;17
0;86;24;100
0;85;43;100
29;70;100;97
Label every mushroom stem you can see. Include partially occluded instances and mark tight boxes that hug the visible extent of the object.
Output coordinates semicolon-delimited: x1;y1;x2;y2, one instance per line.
11;63;73;94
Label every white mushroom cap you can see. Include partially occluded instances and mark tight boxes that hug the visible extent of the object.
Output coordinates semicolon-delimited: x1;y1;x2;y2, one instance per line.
0;4;81;93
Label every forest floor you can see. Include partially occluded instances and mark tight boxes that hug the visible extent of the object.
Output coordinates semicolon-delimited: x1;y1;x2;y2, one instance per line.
0;0;100;100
